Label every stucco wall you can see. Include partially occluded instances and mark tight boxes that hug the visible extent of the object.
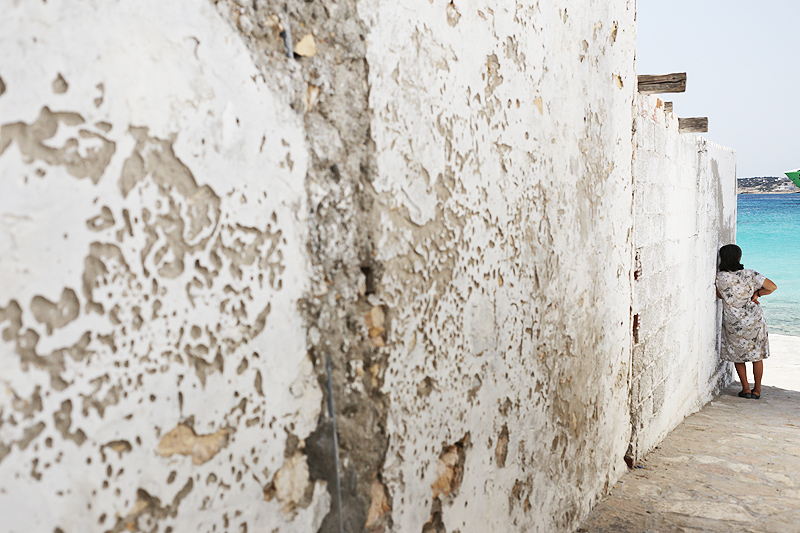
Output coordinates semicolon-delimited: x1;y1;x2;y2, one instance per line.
629;94;737;461
1;1;739;532
0;2;328;532
361;1;637;531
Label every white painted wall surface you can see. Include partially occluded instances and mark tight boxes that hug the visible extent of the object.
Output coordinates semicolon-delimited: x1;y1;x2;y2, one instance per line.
0;1;741;531
0;1;327;531
630;94;737;460
360;1;638;530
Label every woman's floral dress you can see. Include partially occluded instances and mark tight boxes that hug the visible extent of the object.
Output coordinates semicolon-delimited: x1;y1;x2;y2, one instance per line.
716;268;770;363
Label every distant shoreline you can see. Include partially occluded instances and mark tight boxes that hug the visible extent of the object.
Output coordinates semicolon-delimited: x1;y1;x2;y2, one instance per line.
737;176;800;195
738;190;800;195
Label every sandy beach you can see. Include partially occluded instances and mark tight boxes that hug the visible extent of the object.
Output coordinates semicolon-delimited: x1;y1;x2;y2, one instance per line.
765;333;800;392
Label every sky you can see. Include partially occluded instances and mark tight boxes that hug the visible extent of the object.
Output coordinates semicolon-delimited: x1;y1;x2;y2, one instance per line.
636;1;800;177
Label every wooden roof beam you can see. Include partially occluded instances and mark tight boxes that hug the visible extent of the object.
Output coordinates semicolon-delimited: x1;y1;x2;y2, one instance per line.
678;117;708;133
637;73;687;94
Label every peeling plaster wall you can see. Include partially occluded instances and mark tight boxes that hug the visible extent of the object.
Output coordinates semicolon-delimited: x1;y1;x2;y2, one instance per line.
3;0;736;532
0;2;329;532
629;95;737;461
360;1;638;531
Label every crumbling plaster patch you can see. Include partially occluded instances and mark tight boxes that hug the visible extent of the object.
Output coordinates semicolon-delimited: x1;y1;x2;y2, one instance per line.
359;0;637;530
0;1;326;531
212;0;396;530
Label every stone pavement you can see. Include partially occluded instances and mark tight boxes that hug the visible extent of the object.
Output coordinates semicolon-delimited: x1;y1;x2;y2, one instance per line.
579;334;800;532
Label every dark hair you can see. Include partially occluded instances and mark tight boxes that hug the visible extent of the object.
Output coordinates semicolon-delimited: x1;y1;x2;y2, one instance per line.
718;244;744;272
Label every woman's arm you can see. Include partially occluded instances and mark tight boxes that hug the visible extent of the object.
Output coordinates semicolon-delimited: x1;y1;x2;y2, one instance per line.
752;278;777;303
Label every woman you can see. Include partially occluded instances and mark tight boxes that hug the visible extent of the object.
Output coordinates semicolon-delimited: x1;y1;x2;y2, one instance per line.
716;244;777;399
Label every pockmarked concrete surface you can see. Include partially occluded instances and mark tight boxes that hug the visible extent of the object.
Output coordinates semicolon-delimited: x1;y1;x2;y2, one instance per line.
580;334;800;532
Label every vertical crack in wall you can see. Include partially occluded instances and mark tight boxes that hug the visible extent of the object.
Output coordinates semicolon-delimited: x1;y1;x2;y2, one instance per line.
217;0;388;530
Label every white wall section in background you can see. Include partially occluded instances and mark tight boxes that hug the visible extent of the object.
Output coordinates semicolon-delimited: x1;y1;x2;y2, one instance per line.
629;94;737;461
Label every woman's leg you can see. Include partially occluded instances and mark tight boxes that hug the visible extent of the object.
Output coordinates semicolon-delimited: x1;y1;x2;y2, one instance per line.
752;360;763;396
734;362;751;393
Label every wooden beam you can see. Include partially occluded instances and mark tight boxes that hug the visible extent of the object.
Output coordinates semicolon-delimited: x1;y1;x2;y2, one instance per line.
637;73;687;94
664;101;673;114
678;117;708;133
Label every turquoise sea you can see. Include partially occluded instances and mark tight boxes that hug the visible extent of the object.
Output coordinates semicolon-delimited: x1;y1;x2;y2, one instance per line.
736;194;800;337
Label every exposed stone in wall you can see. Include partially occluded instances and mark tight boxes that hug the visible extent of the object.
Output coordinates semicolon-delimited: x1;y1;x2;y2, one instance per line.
157;423;230;465
220;1;640;530
212;0;394;529
0;1;326;531
628;94;737;461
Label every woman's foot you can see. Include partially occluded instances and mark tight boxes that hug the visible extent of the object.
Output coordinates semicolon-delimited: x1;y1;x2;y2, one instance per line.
738;390;753;398
751;391;760;399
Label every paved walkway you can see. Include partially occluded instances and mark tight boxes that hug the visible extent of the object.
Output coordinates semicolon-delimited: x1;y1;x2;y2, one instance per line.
580;334;800;533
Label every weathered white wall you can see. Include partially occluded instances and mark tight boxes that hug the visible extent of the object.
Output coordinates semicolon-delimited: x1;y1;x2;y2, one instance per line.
0;1;328;531
629;94;737;461
1;1;741;532
361;1;638;531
